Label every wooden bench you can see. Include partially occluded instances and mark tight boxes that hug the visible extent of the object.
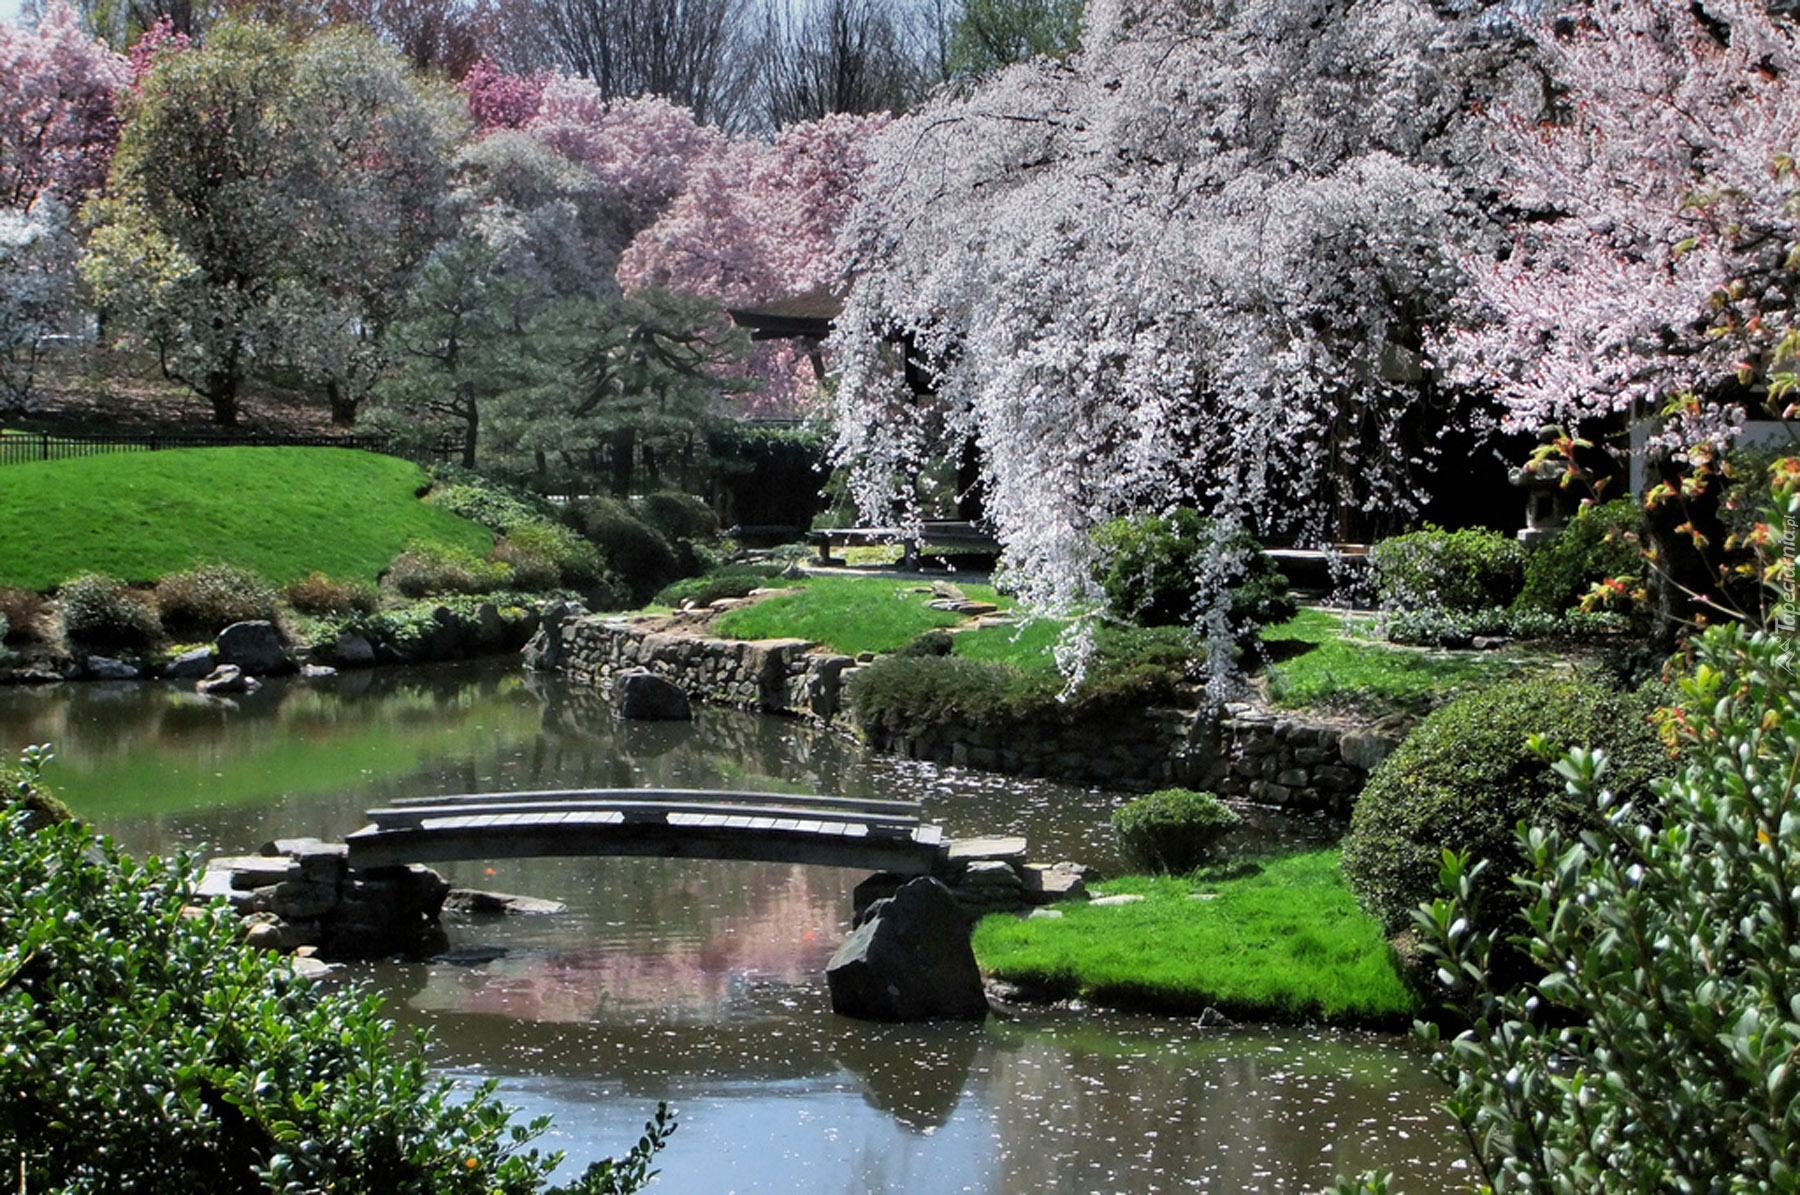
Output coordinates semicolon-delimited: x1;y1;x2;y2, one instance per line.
807;521;1000;567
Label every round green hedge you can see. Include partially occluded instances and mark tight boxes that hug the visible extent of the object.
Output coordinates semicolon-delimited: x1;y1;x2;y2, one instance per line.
1112;788;1242;874
1341;678;1671;937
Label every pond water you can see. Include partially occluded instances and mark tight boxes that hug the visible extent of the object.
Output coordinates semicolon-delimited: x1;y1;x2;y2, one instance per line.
0;659;1468;1192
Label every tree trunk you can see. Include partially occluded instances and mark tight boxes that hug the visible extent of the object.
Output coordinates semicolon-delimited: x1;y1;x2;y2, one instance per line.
327;380;358;427
611;426;637;498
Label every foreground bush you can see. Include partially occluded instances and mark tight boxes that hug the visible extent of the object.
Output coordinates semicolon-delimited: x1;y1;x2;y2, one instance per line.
1092;508;1295;641
1340;677;1669;938
0;749;670;1194
57;572;162;649
1368;524;1525;614
156;563;280;637
1112;788;1242;874
1402;623;1800;1192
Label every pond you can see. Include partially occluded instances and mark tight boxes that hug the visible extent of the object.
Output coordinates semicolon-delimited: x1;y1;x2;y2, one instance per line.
0;659;1468;1192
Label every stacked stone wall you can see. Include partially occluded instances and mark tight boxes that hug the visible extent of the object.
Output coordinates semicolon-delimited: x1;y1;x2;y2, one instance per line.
533;615;1406;810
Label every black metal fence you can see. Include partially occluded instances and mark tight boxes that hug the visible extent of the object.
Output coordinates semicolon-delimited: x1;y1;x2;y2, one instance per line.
0;431;449;467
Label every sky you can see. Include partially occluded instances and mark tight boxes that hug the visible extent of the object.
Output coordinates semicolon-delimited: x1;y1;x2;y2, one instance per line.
1;0;22;23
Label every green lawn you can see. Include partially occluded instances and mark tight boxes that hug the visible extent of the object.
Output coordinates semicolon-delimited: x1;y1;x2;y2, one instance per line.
973;849;1418;1026
711;575;1012;656
0;448;492;590
1258;607;1544;714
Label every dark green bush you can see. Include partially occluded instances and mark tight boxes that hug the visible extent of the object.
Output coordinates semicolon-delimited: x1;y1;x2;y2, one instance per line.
848;653;1180;738
384;541;514;598
282;571;381;617
651;564;786;608
639;491;719;544
1092;509;1295;641
1368;525;1526;614
1340;677;1670;938
895;628;957;657
57;572;162;649
576;497;682;603
1380;606;1623;646
1112;788;1242;874
0;749;669;1192
1513;499;1645;616
155;563;279;637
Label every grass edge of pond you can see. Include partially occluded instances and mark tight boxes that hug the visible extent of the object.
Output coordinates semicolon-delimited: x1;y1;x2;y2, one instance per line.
972;848;1421;1030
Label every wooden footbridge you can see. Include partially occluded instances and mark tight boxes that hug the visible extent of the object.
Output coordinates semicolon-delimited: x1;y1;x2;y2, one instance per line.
344;788;950;876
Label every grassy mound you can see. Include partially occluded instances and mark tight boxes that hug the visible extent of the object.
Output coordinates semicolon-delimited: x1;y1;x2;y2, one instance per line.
973;849;1417;1026
0;448;492;590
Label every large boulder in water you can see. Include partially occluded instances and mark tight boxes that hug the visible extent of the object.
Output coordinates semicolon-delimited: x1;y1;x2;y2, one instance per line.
216;621;294;675
827;877;989;1022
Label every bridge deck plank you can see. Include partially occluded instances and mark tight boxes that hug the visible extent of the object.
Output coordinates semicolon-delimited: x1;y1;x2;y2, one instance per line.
343;788;951;875
386;788;919;817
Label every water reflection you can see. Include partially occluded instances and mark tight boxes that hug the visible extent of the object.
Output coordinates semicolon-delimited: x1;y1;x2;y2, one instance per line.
0;658;1464;1192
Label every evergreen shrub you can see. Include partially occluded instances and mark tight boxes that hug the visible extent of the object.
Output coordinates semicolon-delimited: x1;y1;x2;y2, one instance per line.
848;653;1178;738
1402;625;1800;1191
0;750;670;1193
1367;525;1525;613
1340;677;1669;938
57;572;162;649
1092;508;1294;640
576;498;682;602
155;563;279;636
1112;788;1242;874
1513;499;1644;616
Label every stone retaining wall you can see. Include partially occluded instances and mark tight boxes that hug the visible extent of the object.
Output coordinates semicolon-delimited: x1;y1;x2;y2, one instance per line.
542;612;858;720
531;613;1408;813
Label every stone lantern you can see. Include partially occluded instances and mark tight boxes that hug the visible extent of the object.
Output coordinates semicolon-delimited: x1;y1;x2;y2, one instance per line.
1509;425;1582;546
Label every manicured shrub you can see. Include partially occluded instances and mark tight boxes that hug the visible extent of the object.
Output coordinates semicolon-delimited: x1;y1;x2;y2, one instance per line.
0;751;669;1193
282;571;381;616
895;628;956;657
384;541;514;598
1367;524;1526;614
848;652;1179;737
0;587;45;641
1092;508;1295;641
1513;498;1644;616
57;572;162;649
155;563;279;637
1409;624;1800;1193
639;491;719;544
576;498;682;602
1340;677;1670;938
1111;788;1242;874
1379;606;1621;646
